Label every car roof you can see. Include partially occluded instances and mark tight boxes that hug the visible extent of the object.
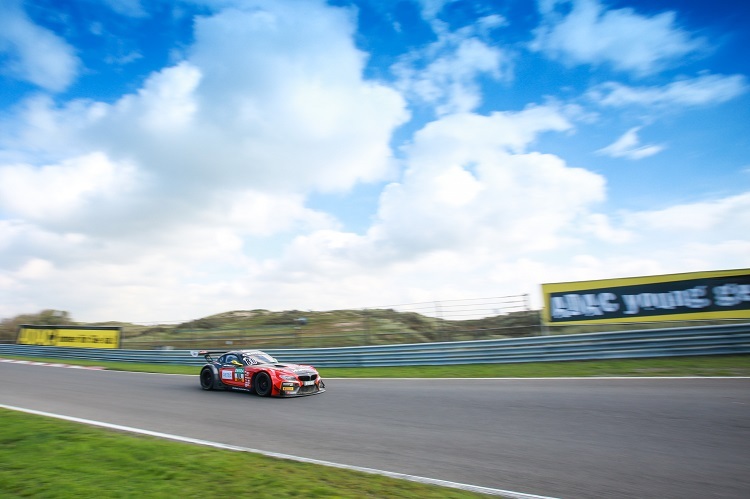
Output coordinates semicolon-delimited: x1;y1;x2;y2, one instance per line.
236;350;267;356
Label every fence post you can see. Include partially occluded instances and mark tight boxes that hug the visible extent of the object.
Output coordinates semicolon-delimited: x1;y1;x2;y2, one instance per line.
434;301;445;341
364;310;371;346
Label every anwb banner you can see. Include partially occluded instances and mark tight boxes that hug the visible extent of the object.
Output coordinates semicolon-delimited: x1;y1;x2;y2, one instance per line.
17;325;121;348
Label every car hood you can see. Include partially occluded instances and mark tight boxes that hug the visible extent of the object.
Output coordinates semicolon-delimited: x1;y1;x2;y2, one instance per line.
265;363;317;374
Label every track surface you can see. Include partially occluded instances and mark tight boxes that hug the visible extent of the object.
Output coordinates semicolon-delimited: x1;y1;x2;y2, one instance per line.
2;362;749;499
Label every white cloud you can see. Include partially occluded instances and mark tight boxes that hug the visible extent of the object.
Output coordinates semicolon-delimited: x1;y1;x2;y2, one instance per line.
597;126;664;160
433;165;484;206
578;213;633;243
17;258;54;280
2;0;408;224
248;106;750;315
589;73;749;108
624;192;750;233
0;152;140;222
393;21;512;115
221;191;337;237
121;62;202;133
0;102;606;321
0;0;409;320
558;194;750;281
482;193;750;301
417;0;452;21
406;104;572;156
0;1;80;92
270;105;601;271
1;0;747;322
532;0;705;75
89;1;408;194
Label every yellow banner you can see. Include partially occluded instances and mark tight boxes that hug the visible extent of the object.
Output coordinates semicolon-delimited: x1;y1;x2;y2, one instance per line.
542;268;750;325
17;326;121;348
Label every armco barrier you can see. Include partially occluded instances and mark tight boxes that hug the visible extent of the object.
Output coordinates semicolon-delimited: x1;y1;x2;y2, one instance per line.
1;323;748;368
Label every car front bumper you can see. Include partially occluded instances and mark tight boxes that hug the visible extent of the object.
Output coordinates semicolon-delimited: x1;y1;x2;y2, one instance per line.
279;379;326;397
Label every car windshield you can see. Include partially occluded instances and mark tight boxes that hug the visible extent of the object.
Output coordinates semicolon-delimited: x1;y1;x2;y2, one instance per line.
243;352;277;365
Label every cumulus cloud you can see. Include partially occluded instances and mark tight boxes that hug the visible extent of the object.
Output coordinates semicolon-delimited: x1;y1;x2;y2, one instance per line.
0;0;747;322
597;127;664;160
53;4;402;200
39;102;614;318
268;105;602;275
0;0;80;92
0;0;409;320
2;0;408;225
0;152;140;222
393;19;512;115
257;105;750;312
481;193;750;295
379;116;599;253
589;73;749;107
624;193;750;234
532;0;705;75
417;0;453;21
573;193;750;277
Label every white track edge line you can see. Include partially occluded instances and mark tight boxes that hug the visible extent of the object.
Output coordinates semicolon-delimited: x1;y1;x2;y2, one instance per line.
0;403;557;499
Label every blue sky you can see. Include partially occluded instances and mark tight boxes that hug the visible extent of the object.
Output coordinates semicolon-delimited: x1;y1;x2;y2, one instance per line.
0;0;748;322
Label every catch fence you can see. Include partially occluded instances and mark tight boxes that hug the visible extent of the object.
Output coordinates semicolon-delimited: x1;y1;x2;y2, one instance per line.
120;294;538;350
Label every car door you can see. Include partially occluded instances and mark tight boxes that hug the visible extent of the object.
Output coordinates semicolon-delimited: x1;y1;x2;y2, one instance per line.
218;354;246;388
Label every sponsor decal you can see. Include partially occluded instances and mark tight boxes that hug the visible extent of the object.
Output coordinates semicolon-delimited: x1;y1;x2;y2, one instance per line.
221;370;233;380
234;369;244;382
542;269;750;325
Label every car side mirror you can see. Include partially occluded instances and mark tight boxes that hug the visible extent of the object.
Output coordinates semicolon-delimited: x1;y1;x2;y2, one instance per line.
231;360;242;366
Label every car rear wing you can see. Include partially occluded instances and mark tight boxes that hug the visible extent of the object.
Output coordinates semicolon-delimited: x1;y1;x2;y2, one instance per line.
190;350;224;362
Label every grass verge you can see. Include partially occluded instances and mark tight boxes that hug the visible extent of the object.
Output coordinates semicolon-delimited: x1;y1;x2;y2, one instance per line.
0;408;488;499
2;354;750;377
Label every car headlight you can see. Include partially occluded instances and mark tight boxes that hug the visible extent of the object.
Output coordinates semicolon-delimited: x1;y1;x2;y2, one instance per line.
278;374;296;381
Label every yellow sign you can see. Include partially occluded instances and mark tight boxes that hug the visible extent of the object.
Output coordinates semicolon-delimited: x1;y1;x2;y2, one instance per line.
17;326;121;348
542;268;750;325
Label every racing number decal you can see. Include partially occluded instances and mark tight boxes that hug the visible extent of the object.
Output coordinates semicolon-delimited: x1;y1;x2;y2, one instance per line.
234;368;244;382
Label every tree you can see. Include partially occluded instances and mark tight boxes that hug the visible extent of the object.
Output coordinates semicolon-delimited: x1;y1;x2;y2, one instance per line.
0;310;74;343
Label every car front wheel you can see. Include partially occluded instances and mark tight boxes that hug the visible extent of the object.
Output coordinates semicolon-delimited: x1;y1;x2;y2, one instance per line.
254;372;272;397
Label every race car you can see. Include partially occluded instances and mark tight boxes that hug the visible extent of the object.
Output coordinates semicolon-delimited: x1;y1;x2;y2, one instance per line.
193;349;325;397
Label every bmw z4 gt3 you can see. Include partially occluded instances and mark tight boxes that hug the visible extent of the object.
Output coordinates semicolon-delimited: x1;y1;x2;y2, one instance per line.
193;349;325;397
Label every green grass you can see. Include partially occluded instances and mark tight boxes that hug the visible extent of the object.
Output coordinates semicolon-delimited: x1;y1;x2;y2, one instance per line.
2;354;750;377
0;409;487;498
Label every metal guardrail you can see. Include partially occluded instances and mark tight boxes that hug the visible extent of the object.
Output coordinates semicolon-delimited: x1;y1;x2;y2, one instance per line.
1;324;748;368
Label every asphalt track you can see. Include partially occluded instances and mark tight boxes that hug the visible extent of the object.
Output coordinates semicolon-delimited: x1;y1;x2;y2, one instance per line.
1;361;749;498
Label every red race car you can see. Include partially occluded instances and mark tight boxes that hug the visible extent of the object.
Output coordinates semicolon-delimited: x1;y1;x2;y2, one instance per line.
193;349;325;397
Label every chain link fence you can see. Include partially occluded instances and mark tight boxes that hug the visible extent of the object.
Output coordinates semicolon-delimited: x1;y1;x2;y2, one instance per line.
120;294;541;350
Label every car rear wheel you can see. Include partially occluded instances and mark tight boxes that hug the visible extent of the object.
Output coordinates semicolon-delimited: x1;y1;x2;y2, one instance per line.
254;372;272;397
200;367;216;390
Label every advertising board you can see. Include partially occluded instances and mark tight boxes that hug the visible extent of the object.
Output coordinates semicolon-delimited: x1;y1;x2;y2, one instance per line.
17;325;121;348
542;268;750;325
